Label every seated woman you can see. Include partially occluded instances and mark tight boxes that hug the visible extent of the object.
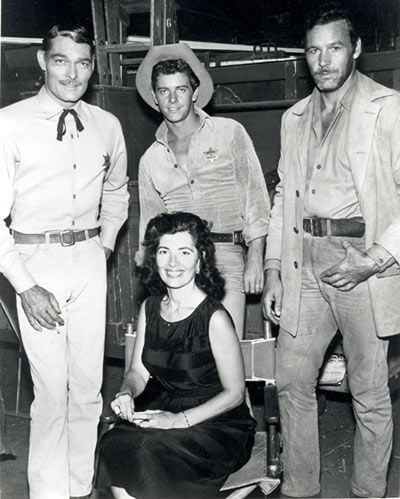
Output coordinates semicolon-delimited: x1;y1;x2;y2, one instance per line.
97;211;256;499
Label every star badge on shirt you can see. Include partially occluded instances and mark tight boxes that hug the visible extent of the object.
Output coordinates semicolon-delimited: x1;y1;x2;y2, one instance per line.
203;147;219;163
102;153;111;173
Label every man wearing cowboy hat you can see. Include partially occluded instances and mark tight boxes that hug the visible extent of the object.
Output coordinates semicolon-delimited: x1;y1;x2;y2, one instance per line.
135;43;270;338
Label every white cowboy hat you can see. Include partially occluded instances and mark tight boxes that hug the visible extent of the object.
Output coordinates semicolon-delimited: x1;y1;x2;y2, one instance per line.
135;43;214;111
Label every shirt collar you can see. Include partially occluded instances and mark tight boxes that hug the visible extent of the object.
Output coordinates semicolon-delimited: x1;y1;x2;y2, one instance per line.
155;106;213;145
36;85;85;121
340;70;358;111
310;69;358;113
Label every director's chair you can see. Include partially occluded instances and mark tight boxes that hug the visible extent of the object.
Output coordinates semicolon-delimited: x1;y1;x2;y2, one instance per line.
0;274;27;418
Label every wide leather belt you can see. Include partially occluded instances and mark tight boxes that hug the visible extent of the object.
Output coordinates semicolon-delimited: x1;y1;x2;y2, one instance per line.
210;231;244;245
13;228;100;247
303;217;365;238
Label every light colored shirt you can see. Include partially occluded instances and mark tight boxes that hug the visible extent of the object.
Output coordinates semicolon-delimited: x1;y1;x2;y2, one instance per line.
305;73;363;219
0;86;129;293
138;108;270;257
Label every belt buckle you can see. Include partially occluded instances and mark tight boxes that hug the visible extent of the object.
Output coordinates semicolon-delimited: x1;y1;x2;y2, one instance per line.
311;217;322;237
233;231;243;245
60;230;75;247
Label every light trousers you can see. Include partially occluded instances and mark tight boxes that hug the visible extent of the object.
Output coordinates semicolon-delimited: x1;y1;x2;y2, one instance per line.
16;237;107;499
215;243;246;339
276;234;392;498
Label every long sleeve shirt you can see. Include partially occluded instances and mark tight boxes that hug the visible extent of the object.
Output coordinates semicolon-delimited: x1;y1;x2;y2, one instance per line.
0;86;129;293
138;108;270;258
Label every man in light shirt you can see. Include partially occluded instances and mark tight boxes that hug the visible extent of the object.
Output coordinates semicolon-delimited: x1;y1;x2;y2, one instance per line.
135;43;270;338
0;24;129;499
263;3;400;497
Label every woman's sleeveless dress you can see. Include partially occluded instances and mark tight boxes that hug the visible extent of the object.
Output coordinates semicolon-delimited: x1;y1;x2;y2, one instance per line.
97;295;256;498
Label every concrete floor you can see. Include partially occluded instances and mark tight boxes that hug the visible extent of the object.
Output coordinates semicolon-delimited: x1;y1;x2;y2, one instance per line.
0;345;399;499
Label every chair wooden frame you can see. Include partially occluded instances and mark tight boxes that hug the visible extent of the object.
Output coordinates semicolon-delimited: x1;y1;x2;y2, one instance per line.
0;274;28;418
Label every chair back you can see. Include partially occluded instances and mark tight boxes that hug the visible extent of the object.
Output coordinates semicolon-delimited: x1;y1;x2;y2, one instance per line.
0;274;21;341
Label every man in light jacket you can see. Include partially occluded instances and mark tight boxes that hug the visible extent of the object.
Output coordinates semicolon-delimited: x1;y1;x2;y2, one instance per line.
263;3;400;497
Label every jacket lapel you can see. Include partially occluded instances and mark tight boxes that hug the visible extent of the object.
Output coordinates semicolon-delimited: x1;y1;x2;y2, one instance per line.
347;101;380;191
294;95;314;182
347;72;394;191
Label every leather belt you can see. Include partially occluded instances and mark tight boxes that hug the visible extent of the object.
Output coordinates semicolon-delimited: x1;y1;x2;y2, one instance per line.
13;228;100;247
303;217;365;238
210;231;244;245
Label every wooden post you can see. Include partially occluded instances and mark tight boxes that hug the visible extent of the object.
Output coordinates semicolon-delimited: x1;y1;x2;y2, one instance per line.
91;0;111;85
150;0;179;46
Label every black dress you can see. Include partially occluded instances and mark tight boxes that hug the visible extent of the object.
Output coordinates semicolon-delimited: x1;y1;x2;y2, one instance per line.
97;295;256;498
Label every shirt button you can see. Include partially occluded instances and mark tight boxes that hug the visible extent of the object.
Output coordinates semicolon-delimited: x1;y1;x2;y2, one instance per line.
73;164;77;169
70;134;74;139
296;190;300;197
174;164;178;168
293;227;299;234
190;180;194;184
73;194;76;199
72;221;76;226
316;164;322;169
311;189;316;194
294;261;298;269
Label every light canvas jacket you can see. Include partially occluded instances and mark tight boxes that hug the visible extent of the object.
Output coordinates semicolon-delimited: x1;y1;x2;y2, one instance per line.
266;70;400;338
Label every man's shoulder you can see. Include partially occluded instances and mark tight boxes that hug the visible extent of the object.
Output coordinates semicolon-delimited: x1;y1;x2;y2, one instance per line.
207;114;243;131
349;71;400;115
81;100;122;126
356;71;400;100
284;94;312;118
0;94;38;118
140;138;164;166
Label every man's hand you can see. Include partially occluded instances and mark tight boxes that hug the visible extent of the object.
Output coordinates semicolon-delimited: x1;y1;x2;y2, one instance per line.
320;240;379;291
244;237;265;294
262;269;283;325
19;285;64;332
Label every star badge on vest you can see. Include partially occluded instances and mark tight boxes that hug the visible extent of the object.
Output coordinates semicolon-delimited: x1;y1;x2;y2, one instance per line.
203;147;219;163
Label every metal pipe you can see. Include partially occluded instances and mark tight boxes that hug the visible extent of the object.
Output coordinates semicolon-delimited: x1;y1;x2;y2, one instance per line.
210;98;298;112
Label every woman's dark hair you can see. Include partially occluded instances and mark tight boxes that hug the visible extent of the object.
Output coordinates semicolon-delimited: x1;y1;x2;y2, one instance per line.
151;59;200;92
41;24;95;57
305;2;360;48
140;212;225;300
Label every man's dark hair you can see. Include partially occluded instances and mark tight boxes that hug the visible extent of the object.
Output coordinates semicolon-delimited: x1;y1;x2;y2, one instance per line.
305;2;360;48
151;59;200;92
140;211;225;301
41;24;95;57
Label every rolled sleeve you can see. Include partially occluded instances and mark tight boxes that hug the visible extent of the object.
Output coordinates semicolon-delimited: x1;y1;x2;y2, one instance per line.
264;258;281;272
232;124;270;244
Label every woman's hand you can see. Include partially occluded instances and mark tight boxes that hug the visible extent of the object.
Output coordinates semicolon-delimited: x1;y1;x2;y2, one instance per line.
131;410;188;429
111;392;135;423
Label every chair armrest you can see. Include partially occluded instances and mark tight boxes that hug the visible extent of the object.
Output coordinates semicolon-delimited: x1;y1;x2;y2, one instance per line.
264;384;282;478
98;405;120;438
100;404;119;425
264;384;279;425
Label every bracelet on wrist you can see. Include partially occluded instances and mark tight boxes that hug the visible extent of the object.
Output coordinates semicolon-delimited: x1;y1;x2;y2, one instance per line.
115;391;132;398
182;411;190;427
